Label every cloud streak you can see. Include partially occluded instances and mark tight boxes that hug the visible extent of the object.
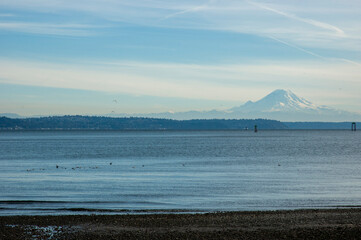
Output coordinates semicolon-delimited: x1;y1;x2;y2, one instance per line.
162;5;206;20
0;22;96;36
1;59;360;105
0;59;248;101
0;13;15;17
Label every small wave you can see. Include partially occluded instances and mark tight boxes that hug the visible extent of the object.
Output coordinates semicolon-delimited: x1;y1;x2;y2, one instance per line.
0;200;171;205
0;206;208;215
58;208;207;213
0;200;68;204
329;205;361;208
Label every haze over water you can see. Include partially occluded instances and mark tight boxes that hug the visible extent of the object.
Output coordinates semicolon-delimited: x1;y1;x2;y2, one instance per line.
1;130;360;215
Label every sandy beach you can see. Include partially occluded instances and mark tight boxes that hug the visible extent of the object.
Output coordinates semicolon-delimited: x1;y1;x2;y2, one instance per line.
1;208;361;239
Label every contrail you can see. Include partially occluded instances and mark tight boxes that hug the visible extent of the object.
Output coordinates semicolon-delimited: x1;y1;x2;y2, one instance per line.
337;58;361;67
247;0;345;37
161;0;215;21
269;36;361;66
268;36;326;60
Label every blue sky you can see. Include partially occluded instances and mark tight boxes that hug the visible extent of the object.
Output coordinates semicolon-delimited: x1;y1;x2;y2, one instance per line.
0;0;360;116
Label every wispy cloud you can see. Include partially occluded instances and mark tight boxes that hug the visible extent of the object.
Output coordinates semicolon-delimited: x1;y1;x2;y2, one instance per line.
0;22;96;36
0;59;248;101
161;0;213;20
1;58;360;105
0;13;15;17
162;5;206;20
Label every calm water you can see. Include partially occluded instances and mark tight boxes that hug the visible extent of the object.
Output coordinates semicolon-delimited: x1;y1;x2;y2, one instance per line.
0;130;360;215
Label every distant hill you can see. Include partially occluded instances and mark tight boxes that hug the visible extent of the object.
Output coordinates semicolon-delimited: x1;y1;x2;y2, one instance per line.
0;113;23;118
0;116;287;130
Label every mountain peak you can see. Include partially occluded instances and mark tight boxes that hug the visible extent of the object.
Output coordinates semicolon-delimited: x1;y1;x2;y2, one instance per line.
264;89;299;100
270;89;292;95
232;89;319;113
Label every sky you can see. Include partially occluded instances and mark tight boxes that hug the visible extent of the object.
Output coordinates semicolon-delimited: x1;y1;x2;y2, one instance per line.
0;0;360;116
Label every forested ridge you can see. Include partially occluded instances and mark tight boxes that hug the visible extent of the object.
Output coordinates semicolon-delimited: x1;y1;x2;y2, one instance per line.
0;116;286;130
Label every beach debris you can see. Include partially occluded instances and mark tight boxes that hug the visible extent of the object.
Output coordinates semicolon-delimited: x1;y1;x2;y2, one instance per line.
56;165;59;169
110;162;112;165
7;224;77;240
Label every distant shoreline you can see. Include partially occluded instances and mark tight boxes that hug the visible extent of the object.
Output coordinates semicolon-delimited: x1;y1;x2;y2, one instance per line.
0;128;354;131
0;115;359;130
1;208;361;239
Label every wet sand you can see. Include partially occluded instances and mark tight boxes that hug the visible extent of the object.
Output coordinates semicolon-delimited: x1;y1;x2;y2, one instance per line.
1;208;361;239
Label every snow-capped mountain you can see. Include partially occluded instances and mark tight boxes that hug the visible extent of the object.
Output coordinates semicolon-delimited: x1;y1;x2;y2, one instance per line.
231;89;325;113
229;89;358;121
107;89;361;121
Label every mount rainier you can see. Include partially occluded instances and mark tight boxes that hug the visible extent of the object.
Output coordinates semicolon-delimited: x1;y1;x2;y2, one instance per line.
106;89;360;122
